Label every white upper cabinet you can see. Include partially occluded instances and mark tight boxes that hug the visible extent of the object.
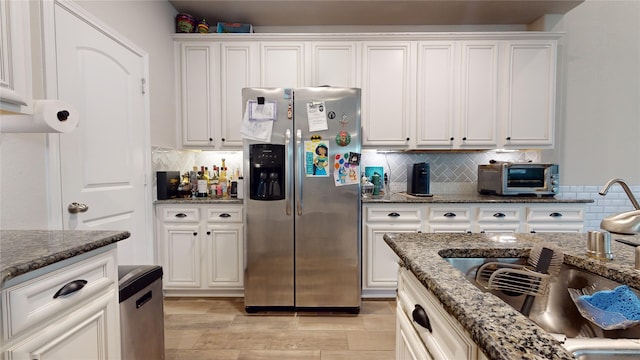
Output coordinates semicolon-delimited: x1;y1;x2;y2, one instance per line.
220;42;259;147
309;42;359;87
178;42;219;148
261;42;305;88
458;41;499;148
174;33;559;150
415;42;456;147
501;40;557;148
362;42;414;147
0;0;33;114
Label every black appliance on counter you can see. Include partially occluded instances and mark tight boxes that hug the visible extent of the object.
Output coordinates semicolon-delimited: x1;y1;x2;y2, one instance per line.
156;171;180;200
407;162;431;196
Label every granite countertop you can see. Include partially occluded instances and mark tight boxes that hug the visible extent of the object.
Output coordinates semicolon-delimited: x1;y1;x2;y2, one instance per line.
384;232;640;360
155;198;243;205
364;192;594;203
0;230;131;284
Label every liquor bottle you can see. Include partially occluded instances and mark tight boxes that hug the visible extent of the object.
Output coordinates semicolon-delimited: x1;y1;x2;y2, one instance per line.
197;166;208;197
210;165;219;198
219;159;228;199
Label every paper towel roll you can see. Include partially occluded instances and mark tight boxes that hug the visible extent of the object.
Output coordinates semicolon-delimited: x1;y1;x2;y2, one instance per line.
1;99;79;133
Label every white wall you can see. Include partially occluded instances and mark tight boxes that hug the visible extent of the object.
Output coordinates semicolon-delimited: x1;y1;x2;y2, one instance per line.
549;0;640;186
75;0;178;148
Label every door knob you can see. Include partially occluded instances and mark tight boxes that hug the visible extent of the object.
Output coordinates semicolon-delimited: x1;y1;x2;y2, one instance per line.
68;202;89;214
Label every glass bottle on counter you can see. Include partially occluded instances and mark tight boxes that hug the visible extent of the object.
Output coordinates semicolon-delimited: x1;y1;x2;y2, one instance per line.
210;166;219;198
219;159;228;199
197;166;209;197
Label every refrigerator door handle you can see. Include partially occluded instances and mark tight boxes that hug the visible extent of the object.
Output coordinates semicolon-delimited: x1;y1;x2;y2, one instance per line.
285;129;292;216
296;129;303;216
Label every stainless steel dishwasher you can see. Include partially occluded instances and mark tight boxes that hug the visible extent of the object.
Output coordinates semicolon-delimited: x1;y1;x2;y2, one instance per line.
118;265;164;360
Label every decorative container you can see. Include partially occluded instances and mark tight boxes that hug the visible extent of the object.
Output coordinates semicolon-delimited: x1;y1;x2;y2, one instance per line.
197;19;209;33
176;13;195;33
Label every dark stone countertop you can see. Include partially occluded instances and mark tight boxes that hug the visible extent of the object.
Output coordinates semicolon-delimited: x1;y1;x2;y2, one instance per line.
155;198;243;205
0;230;130;284
384;232;640;360
364;192;594;204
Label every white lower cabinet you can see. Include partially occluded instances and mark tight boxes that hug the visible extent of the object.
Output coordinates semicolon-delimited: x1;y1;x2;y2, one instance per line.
364;202;586;296
362;204;423;298
397;267;482;360
1;247;120;360
156;204;244;296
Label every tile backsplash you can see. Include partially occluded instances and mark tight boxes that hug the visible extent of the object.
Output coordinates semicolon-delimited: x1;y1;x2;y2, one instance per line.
152;147;638;232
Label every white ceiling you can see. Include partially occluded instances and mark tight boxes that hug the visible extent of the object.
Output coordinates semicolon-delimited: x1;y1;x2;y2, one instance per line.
168;0;584;27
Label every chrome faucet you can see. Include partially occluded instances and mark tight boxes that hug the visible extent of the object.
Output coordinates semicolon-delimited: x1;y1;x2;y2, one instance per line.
599;178;640;210
599;178;640;235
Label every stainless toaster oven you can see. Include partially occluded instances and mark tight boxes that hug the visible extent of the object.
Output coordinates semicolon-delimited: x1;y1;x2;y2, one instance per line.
477;162;559;196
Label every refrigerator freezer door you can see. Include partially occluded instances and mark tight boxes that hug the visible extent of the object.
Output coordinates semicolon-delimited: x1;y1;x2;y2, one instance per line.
293;88;361;309
243;88;295;308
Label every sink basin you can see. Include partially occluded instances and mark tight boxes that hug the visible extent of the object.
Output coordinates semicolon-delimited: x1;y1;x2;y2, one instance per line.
443;257;640;339
564;339;640;359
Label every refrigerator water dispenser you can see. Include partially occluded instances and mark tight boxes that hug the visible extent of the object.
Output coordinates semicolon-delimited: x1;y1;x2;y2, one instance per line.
249;144;285;200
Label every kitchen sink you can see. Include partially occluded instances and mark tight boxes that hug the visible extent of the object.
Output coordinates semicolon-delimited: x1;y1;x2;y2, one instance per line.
443;257;640;340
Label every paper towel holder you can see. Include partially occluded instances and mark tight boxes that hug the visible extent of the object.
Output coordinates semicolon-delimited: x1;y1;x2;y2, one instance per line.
0;99;79;133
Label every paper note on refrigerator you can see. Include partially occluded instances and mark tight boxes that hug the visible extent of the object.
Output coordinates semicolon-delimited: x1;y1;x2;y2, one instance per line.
333;152;360;186
241;101;273;142
306;101;328;132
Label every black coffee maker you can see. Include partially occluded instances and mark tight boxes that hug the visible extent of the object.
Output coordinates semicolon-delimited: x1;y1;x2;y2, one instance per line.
249;144;285;200
407;162;431;196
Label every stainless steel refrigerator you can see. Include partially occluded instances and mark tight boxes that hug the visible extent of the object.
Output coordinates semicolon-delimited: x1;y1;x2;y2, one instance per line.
242;87;361;313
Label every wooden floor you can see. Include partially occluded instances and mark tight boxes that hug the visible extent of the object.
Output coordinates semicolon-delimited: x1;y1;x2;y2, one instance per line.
164;298;396;360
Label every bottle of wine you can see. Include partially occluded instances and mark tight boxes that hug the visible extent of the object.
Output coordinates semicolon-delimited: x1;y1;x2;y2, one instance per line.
197;166;208;197
219;159;228;199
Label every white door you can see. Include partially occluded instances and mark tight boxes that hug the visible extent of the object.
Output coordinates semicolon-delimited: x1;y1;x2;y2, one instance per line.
53;4;150;264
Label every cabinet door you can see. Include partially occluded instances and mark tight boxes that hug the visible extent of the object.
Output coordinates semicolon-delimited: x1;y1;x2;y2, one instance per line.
364;223;420;294
5;290;120;360
309;42;359;87
219;42;259;148
502;40;556;148
161;224;201;288
261;43;305;87
0;0;32;113
204;223;244;288
458;41;499;148
179;43;219;147
416;42;456;148
362;42;414;147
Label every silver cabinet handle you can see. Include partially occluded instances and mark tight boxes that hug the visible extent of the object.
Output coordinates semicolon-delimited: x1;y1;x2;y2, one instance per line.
67;202;88;214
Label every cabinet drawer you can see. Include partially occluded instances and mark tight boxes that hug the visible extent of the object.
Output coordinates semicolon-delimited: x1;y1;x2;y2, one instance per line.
206;206;243;223
366;206;423;222
476;206;523;222
3;249;116;340
160;207;201;222
397;267;476;360
526;206;584;222
427;206;472;222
